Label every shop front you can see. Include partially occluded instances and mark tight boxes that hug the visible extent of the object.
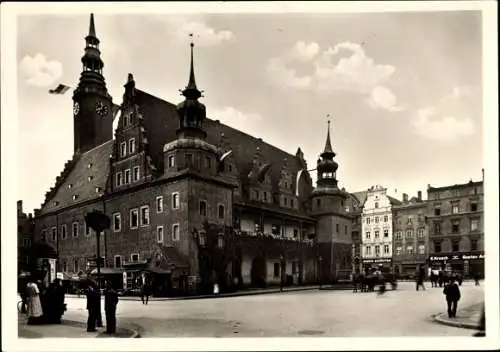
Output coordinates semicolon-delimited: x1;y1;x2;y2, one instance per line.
428;251;484;278
362;258;392;272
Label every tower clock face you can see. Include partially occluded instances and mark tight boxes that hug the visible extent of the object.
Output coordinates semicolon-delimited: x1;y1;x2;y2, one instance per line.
95;101;109;117
73;102;80;116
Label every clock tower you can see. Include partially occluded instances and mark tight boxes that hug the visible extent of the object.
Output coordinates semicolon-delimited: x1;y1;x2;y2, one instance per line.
72;13;114;154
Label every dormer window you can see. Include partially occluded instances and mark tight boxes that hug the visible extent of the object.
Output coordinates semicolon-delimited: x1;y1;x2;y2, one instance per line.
72;194;79;201
88;163;93;169
88;176;94;182
53;201;59;206
95;187;101;193
68;184;73;189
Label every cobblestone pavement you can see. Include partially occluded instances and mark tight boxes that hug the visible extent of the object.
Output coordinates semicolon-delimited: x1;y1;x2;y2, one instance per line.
60;281;484;337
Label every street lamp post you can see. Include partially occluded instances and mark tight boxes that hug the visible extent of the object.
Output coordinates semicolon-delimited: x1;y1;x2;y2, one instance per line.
279;254;285;292
318;256;323;289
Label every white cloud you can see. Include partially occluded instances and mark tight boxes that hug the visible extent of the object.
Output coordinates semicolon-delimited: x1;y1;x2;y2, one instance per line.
19;53;63;87
210;106;266;139
266;41;402;112
164;17;233;47
442;85;473;101
367;86;405;112
411;107;474;142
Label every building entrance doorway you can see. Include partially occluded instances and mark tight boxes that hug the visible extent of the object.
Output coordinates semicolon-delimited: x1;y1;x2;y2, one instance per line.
250;256;266;288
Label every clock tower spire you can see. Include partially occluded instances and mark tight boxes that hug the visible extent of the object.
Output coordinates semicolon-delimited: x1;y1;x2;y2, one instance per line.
72;13;114;154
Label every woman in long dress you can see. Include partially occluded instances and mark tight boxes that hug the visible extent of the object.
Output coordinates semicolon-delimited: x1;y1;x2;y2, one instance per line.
26;280;43;325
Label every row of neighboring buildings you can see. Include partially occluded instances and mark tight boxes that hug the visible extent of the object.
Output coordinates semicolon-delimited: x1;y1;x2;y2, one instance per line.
349;177;485;278
17;15;485;295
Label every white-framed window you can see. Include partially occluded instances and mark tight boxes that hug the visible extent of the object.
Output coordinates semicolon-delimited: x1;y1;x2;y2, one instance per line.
116;172;123;186
383;229;389;238
417;228;425;238
133;166;140;182
199;200;207;216
131;253;139;262
168;155;175;168
140;206;150;226
375;245;380;255
470;219;479;231
375;216;379;223
375;202;379;208
125;169;131;184
113;213;121;232
129;138;136;154
395;231;402;240
130;208;139;229
374;230;380;239
217;235;224;248
407;216;413;225
452;202;459;214
407;246;414;255
157;226;164;243
84;222;91;236
172;192;179;209
383;244;390;254
72;222;79;237
172;223;180;241
366;218;371;224
218;204;225;220
366;246;372;255
365;231;371;239
120;142;127;157
61;224;67;239
156;196;163;213
406;230;413;238
418;245;425;255
395;246;402;255
384;215;388;222
51;227;57;241
114;255;122;268
199;231;206;246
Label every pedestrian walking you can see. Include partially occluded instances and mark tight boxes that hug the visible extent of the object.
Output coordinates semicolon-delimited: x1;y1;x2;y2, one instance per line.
104;281;119;334
474;272;480;286
86;282;100;332
141;282;151;305
443;276;461;318
25;279;43;325
416;266;426;291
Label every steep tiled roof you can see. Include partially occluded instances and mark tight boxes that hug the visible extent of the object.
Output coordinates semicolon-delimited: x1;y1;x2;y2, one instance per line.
39;140;114;215
387;196;403;206
351;191;368;207
134;89;307;194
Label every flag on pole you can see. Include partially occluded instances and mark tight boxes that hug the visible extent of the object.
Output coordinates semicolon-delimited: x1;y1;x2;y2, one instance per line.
49;84;71;95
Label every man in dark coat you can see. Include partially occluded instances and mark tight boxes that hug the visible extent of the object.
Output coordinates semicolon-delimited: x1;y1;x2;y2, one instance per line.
443;276;461;318
104;281;119;334
141;281;151;305
86;282;100;332
416;266;426;291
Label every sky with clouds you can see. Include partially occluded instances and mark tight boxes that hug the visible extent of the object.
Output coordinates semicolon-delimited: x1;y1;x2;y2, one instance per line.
16;10;484;213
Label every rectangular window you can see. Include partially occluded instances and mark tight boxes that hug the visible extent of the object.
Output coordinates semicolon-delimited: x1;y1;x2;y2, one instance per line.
172;224;180;241
366;246;372;255
384;229;389;238
407;216;413;225
130;209;139;229
374;230;380;239
395;231;402;240
406;230;413;238
434;206;441;216
74;259;79;273
41;230;47;242
291;199;295;208
128;113;133;126
367;218;371;224
116;172;123;187
470;219;479;231
451;220;460;233
218;204;225;220
199;200;207;216
451;202;459;214
61;225;67;239
375;245;380;255
344;225;348;235
72;222;79;237
263;192;268;202
156;196;163;213
204;156;211;169
120;142;127;157
407;246;414;255
84;222;90;236
434;241;442;253
273;263;280;277
157;226;164;243
470;202;478;212
452;241;460;252
336;223;340;233
383;244;389;254
131;253;139;262
172;193;179;209
129;138;136;154
365;231;371;239
375;217;379;223
133;166;140;182
199;231;206;246
113;213;121;232
140;206;150;226
125;169;131;184
217;235;224;248
395;246;402;255
284;197;288;206
114;256;122;268
51;227;57;241
471;239;478;251
384;215;388;222
168;155;175;168
433;222;441;234
417;228;424;238
418;245;425;255
185;153;193;167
